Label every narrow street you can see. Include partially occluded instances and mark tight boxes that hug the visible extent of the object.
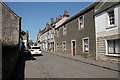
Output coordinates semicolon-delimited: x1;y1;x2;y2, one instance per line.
1;2;120;80
14;50;119;79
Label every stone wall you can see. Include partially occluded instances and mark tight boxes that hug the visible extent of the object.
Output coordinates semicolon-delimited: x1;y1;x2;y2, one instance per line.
0;3;2;80
96;34;120;63
0;2;21;79
0;41;2;80
2;45;20;79
55;8;96;59
0;3;2;39
2;2;20;45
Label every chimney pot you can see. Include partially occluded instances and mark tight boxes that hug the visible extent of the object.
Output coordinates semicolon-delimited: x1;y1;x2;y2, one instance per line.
46;22;49;25
51;18;53;20
60;15;62;19
50;18;54;24
64;10;68;15
63;10;69;17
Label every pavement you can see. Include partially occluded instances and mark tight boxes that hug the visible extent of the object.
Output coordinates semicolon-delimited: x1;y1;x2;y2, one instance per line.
44;51;120;72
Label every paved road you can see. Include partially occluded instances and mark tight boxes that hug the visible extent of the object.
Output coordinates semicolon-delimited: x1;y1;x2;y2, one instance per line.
24;51;119;78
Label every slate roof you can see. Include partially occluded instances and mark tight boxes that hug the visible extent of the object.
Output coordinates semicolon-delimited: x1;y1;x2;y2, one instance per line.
55;2;99;29
95;2;120;15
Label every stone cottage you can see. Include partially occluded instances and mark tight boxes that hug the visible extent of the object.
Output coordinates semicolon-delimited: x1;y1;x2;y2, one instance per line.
55;2;99;59
95;2;120;63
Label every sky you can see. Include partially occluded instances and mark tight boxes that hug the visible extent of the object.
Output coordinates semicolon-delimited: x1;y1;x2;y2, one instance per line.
5;2;93;43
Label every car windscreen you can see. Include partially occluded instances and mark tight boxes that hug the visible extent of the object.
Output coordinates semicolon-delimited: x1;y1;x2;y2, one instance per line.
32;47;40;49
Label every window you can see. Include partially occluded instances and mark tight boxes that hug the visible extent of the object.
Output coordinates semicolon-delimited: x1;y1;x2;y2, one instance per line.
83;38;89;52
63;25;66;35
48;33;49;40
63;41;66;51
78;16;84;29
57;29;59;38
45;35;47;40
107;39;120;54
51;32;53;39
107;10;115;27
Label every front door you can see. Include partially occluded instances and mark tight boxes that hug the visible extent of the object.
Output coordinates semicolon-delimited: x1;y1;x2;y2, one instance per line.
72;41;75;56
53;42;54;51
48;43;49;50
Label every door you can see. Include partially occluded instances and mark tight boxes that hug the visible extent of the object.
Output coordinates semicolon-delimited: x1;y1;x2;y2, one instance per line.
53;42;54;51
72;41;75;56
48;43;49;50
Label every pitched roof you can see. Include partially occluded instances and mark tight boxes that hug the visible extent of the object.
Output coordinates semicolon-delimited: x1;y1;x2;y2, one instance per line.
55;17;69;29
55;2;98;29
1;1;21;19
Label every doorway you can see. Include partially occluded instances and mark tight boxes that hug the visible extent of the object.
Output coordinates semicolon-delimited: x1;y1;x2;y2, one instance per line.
71;40;76;56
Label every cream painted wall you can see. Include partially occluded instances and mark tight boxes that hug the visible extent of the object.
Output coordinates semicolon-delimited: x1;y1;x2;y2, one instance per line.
118;4;120;28
95;4;120;37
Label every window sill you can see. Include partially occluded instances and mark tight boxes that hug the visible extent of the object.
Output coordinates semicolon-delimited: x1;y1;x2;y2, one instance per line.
79;27;84;30
106;25;117;29
83;51;89;53
105;54;120;57
63;34;66;35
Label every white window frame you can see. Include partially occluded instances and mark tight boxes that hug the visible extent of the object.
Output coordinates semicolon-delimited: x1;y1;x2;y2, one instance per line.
82;37;89;53
63;25;66;35
51;32;53;39
105;39;120;57
106;9;117;28
71;40;76;56
78;15;84;30
57;29;59;38
48;33;49;40
62;41;66;52
56;42;59;51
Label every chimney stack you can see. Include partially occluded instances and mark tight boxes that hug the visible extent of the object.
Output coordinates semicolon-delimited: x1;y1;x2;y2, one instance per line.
46;22;49;26
50;18;54;24
63;10;69;17
60;15;62;19
56;17;59;22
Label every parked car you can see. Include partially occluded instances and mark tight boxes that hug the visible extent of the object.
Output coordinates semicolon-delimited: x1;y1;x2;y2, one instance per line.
29;46;42;55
